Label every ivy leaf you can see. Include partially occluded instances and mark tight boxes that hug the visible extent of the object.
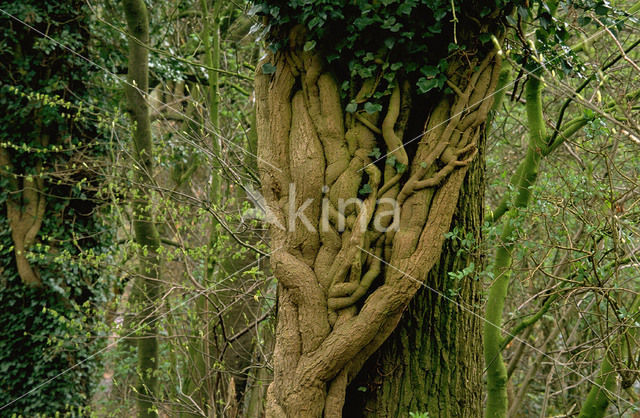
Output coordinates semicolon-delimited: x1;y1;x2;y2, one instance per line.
577;16;592;26
364;102;382;114
539;13;552;30
303;40;316;52
595;4;610;15
359;183;373;195
420;162;428;168
396;162;407;173
478;33;491;43
421;66;439;77
434;9;448;20
261;63;276;74
384;37;395;49
346;102;358;113
398;3;413;14
308;16;323;30
369;147;382;159
517;6;529;19
386;155;397;166
417;77;438;94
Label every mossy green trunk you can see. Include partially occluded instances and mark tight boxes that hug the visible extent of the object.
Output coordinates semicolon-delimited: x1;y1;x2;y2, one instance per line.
344;133;485;417
123;0;162;416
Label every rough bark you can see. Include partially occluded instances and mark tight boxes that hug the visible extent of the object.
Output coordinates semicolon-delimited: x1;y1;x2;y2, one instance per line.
256;30;502;416
123;0;162;416
343;132;485;417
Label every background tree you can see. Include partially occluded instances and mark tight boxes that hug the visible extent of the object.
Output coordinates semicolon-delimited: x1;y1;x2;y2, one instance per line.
0;0;115;415
482;0;640;416
123;0;163;416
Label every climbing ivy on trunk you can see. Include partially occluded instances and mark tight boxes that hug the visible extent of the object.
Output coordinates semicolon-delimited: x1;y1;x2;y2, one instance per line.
252;0;512;415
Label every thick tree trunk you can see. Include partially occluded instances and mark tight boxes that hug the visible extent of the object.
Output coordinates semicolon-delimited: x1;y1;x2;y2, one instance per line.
344;136;485;417
255;30;501;416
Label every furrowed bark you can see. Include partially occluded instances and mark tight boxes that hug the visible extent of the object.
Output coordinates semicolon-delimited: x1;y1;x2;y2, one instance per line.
123;1;162;416
256;32;502;416
344;129;486;417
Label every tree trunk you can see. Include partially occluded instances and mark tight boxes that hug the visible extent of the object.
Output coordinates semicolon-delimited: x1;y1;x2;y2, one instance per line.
344;135;485;417
255;28;502;416
123;1;162;416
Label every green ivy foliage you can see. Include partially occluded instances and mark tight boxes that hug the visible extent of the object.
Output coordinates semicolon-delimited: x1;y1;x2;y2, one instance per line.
0;0;115;414
251;0;513;99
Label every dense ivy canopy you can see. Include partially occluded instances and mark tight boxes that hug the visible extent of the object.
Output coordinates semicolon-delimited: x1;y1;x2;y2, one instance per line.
251;0;513;98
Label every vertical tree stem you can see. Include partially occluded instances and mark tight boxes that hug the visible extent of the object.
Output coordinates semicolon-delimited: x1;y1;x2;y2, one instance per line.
123;1;161;416
484;68;546;418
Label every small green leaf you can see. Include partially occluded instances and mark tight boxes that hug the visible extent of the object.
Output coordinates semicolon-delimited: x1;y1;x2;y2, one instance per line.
261;63;276;74
359;183;372;195
303;40;316;51
420;162;427;168
364;101;382;114
386;155;397;166
417;77;438;94
384;37;395;49
421;66;439;77
308;16;323;30
346;102;358;113
517;6;529;19
577;16;592;26
369;147;382;159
